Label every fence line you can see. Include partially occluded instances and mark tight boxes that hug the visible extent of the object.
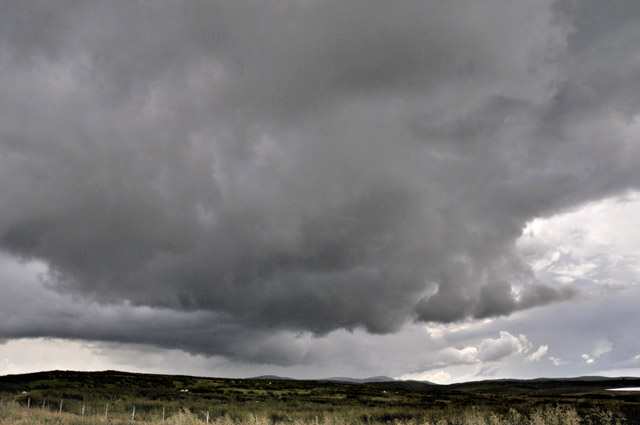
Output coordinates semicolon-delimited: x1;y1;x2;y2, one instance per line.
0;393;224;423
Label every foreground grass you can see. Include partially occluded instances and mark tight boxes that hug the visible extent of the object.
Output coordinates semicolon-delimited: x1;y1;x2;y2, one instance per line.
0;403;628;425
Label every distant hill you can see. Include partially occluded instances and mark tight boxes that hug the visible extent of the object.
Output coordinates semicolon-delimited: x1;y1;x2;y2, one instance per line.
248;375;295;381
1;370;638;397
448;376;640;396
533;376;612;382
322;376;396;384
248;375;399;384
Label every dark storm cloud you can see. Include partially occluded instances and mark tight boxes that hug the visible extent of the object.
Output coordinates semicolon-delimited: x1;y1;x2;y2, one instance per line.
1;0;640;362
0;256;309;365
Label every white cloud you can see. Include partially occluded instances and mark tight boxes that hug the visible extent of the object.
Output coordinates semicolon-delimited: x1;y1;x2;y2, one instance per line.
549;357;566;366
525;345;549;362
424;320;493;340
580;339;614;365
548;260;598;280
593;339;614;358
434;331;530;366
476;332;530;362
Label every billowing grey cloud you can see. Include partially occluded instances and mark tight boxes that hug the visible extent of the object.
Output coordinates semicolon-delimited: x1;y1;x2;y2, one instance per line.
1;0;640;364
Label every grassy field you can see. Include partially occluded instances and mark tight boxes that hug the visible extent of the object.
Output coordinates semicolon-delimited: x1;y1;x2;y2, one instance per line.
0;371;638;424
0;403;629;425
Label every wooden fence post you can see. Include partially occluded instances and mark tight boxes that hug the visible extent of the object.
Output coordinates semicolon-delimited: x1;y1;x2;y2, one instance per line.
59;399;63;414
105;403;109;420
206;410;210;424
27;397;30;408
42;398;46;409
82;402;85;417
162;406;165;422
131;405;136;421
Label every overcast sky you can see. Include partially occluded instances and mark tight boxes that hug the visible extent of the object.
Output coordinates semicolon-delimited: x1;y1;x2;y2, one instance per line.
1;0;640;383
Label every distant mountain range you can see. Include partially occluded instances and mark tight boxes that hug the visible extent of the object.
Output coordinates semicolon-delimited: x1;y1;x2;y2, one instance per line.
190;372;640;388
249;375;397;384
246;374;640;391
249;375;295;381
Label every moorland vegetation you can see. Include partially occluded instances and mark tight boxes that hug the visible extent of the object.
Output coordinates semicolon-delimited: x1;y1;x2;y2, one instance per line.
0;371;637;425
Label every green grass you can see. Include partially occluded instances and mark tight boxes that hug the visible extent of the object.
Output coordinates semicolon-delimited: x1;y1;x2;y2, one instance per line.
0;403;629;425
0;371;638;424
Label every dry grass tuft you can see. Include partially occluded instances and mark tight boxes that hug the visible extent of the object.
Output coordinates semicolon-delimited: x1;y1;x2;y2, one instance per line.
0;401;628;425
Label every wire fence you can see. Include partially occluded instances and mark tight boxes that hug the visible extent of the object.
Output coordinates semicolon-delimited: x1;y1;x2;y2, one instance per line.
0;394;219;423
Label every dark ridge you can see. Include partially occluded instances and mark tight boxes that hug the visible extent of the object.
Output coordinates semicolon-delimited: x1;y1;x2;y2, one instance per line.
447;376;640;396
248;375;295;381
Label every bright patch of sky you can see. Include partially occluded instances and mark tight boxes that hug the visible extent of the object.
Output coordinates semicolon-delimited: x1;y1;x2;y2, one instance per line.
518;192;640;289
